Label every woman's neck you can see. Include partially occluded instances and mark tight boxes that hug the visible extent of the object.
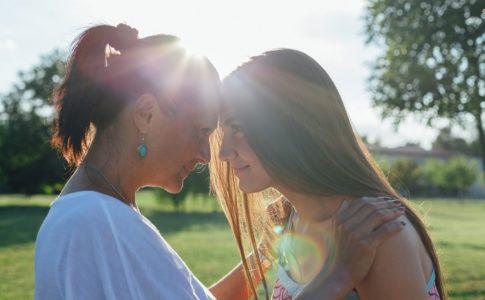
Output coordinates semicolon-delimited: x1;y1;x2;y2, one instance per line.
64;137;140;209
277;187;352;223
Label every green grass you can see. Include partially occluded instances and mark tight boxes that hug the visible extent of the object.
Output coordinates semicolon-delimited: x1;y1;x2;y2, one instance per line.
0;193;484;299
413;199;485;299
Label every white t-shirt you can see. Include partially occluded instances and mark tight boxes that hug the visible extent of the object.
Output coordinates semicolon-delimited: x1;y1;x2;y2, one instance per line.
35;191;215;300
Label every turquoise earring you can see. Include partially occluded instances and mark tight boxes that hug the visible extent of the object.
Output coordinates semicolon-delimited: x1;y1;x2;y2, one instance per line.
138;135;147;158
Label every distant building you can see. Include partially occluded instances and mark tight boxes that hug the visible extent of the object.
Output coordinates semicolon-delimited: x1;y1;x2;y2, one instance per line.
368;145;484;198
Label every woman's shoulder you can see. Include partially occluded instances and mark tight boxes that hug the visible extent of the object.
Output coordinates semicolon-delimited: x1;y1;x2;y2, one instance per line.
54;190;137;215
43;191;141;234
375;213;433;271
38;191;167;254
356;213;433;298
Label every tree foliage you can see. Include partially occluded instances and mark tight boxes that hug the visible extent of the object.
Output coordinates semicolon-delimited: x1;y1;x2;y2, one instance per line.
365;0;484;168
432;126;480;155
0;51;67;193
419;157;478;196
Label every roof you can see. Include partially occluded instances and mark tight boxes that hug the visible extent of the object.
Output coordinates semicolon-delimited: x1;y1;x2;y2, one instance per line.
368;145;464;160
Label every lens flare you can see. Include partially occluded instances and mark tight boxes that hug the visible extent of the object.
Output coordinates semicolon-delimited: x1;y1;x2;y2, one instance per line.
272;229;333;284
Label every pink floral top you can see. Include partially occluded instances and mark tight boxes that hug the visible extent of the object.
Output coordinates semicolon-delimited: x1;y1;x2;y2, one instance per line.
271;203;441;300
271;269;441;300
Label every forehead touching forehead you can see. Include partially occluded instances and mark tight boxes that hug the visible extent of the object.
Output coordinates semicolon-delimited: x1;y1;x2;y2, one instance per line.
219;100;236;125
177;67;220;126
153;52;220;118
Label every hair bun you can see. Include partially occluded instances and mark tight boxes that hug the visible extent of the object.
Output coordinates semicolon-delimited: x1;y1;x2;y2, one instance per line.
109;23;139;51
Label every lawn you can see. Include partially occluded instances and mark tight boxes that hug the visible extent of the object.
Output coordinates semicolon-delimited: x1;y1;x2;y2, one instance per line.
0;192;484;299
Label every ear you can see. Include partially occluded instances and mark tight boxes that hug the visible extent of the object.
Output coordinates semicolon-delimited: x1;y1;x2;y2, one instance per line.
133;93;156;134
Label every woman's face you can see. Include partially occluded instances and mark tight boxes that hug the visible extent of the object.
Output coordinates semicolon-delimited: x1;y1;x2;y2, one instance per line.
218;104;273;193
144;88;218;193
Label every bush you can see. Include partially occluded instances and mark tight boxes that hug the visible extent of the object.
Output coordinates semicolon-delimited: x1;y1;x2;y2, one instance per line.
0;50;67;194
419;157;478;196
388;159;421;197
376;156;479;197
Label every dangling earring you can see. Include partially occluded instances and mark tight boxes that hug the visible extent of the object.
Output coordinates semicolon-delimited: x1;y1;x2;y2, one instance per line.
138;134;147;158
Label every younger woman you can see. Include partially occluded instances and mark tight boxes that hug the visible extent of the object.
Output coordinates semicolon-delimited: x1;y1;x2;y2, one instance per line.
211;49;445;299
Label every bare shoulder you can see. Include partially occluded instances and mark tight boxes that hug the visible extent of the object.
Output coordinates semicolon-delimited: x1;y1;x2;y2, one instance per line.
356;214;433;299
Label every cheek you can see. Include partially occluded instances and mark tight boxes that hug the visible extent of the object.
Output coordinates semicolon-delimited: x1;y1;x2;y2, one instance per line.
250;164;272;185
170;126;198;161
150;121;194;164
233;135;253;161
235;138;273;188
235;137;262;169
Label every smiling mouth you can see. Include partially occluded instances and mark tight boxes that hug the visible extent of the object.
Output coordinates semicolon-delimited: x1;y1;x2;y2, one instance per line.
233;165;249;175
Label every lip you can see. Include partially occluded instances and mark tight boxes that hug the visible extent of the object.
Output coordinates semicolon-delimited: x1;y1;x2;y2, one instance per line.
181;164;197;178
233;165;249;175
181;166;190;178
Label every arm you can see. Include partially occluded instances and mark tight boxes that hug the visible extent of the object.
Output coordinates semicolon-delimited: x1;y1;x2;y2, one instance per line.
209;261;250;300
209;252;272;300
210;198;286;300
356;215;430;300
296;196;407;299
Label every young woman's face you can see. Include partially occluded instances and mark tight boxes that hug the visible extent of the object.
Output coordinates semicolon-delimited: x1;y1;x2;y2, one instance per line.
218;104;273;193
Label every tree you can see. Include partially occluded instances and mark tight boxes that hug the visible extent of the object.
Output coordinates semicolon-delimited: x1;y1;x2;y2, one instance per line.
443;157;478;195
432;127;480;156
0;50;67;193
388;159;422;197
365;0;484;169
419;157;478;196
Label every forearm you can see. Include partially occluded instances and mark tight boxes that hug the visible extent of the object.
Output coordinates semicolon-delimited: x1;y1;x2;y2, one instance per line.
209;253;271;300
209;262;250;300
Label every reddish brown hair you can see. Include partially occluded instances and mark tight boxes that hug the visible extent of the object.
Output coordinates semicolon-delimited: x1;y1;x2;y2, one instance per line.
52;23;218;166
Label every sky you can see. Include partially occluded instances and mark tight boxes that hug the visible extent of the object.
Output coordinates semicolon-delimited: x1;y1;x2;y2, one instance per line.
0;0;474;148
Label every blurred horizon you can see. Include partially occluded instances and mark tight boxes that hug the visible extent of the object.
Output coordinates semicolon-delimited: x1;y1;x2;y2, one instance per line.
0;0;477;148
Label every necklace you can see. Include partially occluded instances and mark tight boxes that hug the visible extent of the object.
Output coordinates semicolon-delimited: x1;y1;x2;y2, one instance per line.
82;164;136;210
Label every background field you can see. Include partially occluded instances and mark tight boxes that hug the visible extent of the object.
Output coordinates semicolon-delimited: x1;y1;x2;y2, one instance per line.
1;191;484;299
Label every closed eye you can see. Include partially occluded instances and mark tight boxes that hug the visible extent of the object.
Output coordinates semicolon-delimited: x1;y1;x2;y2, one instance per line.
230;124;241;134
200;127;215;137
228;123;245;137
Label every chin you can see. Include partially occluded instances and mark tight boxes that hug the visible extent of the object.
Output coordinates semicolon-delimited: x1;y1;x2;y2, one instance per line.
238;180;267;194
163;177;185;194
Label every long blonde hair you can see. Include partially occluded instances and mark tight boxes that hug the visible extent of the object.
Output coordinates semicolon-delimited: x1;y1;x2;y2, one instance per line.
210;49;446;299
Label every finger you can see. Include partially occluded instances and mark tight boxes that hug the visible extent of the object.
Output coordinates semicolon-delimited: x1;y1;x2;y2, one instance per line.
365;200;402;210
345;204;404;232
355;206;405;235
367;219;406;248
335;196;398;224
334;198;366;224
334;199;350;217
338;198;402;229
349;200;403;223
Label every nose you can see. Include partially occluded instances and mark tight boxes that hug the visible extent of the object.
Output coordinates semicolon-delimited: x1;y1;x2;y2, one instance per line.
218;136;237;162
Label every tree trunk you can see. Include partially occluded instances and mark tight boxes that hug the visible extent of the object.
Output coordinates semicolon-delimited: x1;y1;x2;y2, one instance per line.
475;110;485;171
